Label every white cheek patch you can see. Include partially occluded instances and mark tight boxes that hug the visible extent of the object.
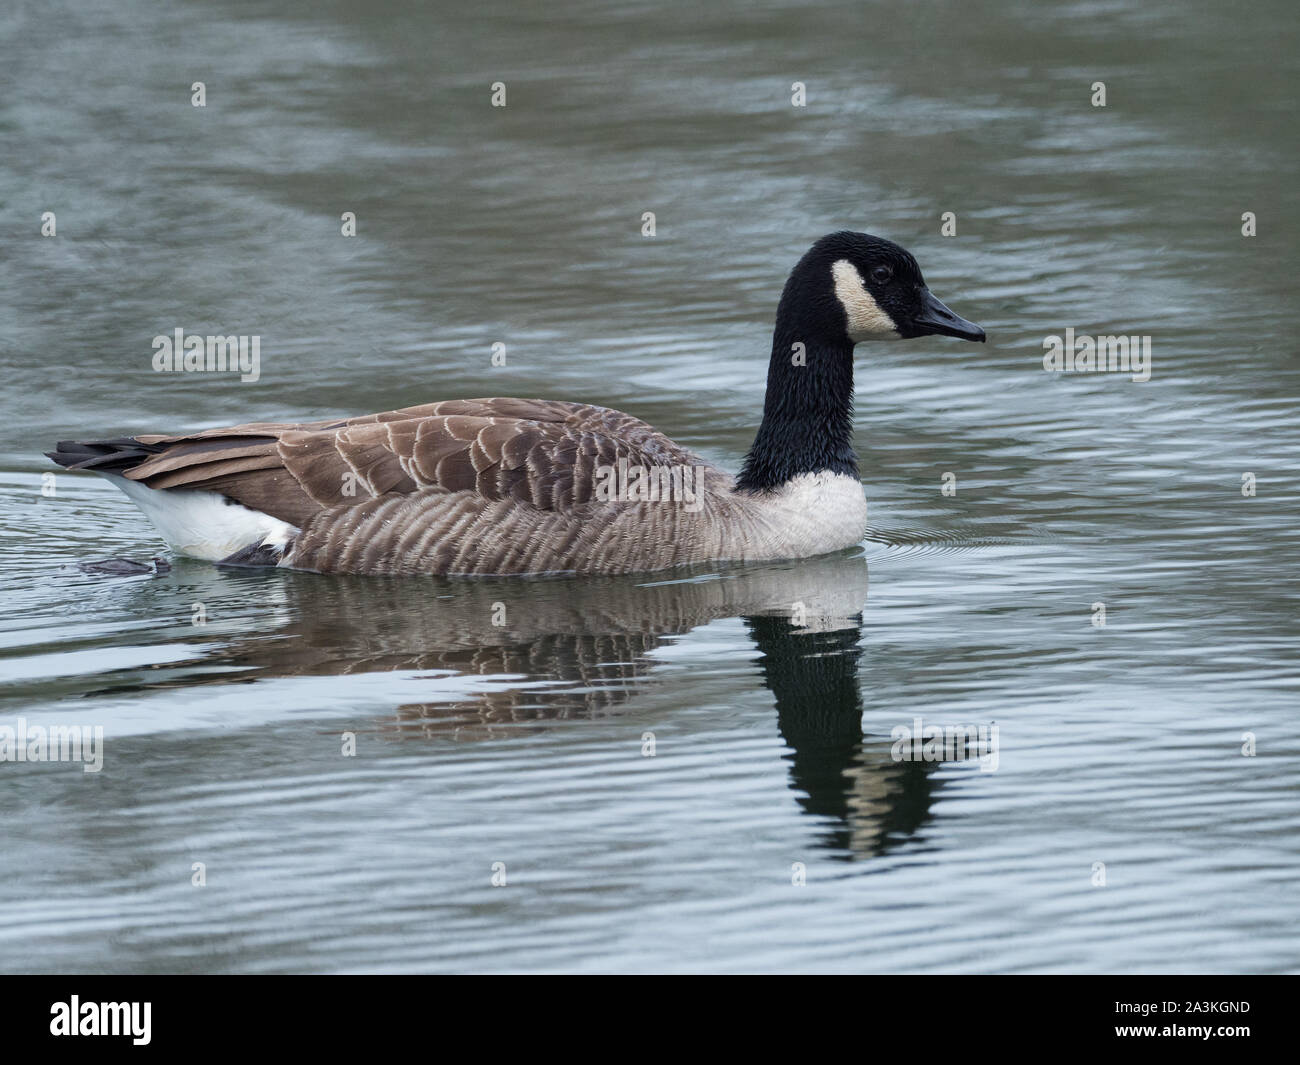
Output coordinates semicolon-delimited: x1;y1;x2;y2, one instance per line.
831;259;900;341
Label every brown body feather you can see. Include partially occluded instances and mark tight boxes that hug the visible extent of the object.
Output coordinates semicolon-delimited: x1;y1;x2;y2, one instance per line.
60;398;779;576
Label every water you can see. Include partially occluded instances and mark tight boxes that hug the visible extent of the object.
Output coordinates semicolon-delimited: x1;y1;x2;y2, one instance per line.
1;0;1297;973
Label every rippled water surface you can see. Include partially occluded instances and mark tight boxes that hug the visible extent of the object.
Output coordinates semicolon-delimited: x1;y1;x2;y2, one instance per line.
1;0;1297;973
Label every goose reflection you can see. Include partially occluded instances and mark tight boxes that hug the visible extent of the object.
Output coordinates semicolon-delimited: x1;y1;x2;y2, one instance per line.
171;550;942;856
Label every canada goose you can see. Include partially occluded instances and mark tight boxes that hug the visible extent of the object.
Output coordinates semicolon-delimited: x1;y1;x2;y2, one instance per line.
47;231;985;576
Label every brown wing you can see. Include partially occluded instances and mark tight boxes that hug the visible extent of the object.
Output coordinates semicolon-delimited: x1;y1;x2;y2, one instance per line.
120;398;711;528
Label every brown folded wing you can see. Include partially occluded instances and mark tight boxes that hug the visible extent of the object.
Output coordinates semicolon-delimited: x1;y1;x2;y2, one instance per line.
123;398;711;529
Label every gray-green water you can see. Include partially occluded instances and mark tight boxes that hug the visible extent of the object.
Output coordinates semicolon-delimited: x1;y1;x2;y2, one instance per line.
1;0;1297;973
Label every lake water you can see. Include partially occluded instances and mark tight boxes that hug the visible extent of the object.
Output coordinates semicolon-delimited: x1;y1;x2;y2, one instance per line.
1;0;1297;973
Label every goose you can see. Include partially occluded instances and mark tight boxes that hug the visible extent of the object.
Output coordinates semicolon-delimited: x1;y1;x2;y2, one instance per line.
47;231;985;576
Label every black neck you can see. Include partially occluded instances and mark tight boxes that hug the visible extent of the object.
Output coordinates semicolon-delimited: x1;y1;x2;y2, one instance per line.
735;304;858;493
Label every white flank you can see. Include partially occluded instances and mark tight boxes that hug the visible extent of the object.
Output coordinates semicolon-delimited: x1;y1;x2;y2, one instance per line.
107;476;297;562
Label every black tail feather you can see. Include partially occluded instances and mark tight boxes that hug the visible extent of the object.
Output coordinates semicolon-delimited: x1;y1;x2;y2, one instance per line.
46;437;166;475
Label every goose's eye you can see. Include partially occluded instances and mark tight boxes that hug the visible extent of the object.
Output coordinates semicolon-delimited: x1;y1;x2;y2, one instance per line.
870;265;893;285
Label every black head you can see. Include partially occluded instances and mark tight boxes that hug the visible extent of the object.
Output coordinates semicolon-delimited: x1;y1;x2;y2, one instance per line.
736;231;985;494
786;231;985;345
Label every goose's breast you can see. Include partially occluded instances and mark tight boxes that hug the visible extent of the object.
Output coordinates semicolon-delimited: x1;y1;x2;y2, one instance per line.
736;471;868;559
